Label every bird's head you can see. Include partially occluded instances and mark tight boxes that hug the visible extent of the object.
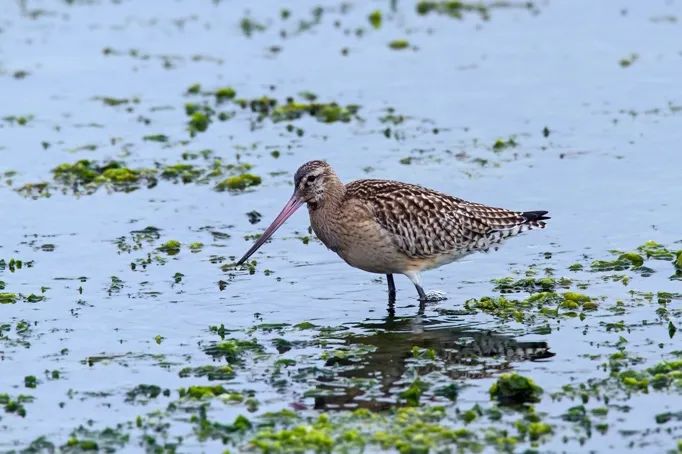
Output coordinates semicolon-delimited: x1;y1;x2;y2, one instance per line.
292;160;335;208
236;160;336;265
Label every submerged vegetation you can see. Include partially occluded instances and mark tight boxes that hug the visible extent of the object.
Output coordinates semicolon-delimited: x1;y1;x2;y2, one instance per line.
183;85;361;136
16;158;264;197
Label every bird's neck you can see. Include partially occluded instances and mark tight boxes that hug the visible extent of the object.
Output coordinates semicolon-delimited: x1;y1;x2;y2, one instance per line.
307;176;346;251
308;175;345;213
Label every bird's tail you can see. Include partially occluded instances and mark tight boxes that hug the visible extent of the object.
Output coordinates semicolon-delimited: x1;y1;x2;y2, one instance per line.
521;210;550;229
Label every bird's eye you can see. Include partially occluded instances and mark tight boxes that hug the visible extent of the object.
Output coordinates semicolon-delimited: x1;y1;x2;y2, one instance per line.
307;175;317;183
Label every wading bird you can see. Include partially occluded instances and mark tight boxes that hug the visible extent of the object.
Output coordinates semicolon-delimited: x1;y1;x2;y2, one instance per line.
237;161;549;302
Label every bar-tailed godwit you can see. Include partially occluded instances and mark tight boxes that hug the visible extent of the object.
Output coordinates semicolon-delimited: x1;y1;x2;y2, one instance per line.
237;161;549;301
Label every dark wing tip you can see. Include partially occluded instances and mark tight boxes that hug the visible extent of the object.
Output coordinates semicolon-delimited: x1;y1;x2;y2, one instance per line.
522;210;551;222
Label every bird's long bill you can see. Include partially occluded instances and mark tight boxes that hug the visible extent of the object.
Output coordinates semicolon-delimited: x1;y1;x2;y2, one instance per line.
236;194;303;266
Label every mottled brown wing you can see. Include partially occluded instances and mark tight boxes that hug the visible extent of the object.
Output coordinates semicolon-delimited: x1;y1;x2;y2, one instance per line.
345;179;537;258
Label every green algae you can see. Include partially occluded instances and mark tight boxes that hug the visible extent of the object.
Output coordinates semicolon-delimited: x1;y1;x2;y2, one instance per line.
411;346;437;360
269;100;360;123
0;258;31;272
179;365;236;381
0;293;18;304
2;115;33;126
161;163;202;183
203;338;264;363
179;385;243;400
492;276;572;293
94;96;137;107
47;160;156;193
143;134;169;142
637;240;676;260
490;373;543;405
416;1;488;18
188;111;211;136
248;407;480;454
188;87;362;132
158;240;181;255
388;39;410;50
294;321;317;330
399;379;429;406
369;10;382;28
65;438;98;451
0;393;33;417
492;137;518;151
101;167;141;183
240;17;266;37
29;158;258;195
619;53;639;67
246;210;262;224
215;173;262;191
215;86;237;102
617;251;644;267
589;241;679;274
464;290;597;323
15;181;50;199
62;426;129;453
125;384;167;403
24;375;37;388
189;242;204;252
416;1;534;19
250;416;335;452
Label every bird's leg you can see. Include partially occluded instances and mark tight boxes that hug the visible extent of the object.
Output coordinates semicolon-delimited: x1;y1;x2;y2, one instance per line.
386;274;396;315
386;274;396;298
414;284;427;301
404;271;428;303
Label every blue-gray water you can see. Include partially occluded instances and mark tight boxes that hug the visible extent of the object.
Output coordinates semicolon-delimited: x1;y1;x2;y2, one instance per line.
1;0;681;452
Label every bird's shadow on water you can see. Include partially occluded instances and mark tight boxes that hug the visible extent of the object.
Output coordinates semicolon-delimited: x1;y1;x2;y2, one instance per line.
311;308;556;411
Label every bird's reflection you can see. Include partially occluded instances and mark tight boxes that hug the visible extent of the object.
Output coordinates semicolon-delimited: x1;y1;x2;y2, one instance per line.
313;314;554;410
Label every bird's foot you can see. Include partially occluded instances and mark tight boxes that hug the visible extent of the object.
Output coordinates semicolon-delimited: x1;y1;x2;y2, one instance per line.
422;290;447;302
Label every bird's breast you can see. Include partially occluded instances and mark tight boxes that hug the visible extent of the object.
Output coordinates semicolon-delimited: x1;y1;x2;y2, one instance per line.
308;205;415;274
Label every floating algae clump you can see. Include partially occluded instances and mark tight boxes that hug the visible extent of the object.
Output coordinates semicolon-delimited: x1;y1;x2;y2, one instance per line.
161;164;202;183
53;160;103;185
646;360;682;389
637;240;675;260
143;134;169;143
0;393;33;417
179;385;235;399
188;111;211;136
203;338;263;363
178;364;235;380
492;276;571;293
215;87;237;102
215;174;262;191
388;39;410;50
101;167;140;183
0;293;18;304
250;416;334;453
416;1;494;19
464;290;595;323
399;379;429;406
490;373;543;405
158;240;181;255
270;100;359;123
51;160;151;190
189;242;204;252
492;137;518;151
368;10;382;28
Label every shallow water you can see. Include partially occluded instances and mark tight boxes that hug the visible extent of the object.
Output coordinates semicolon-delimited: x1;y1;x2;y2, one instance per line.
1;0;681;452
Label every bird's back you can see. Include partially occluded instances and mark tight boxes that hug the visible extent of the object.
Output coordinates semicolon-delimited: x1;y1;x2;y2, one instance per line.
344;179;548;260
